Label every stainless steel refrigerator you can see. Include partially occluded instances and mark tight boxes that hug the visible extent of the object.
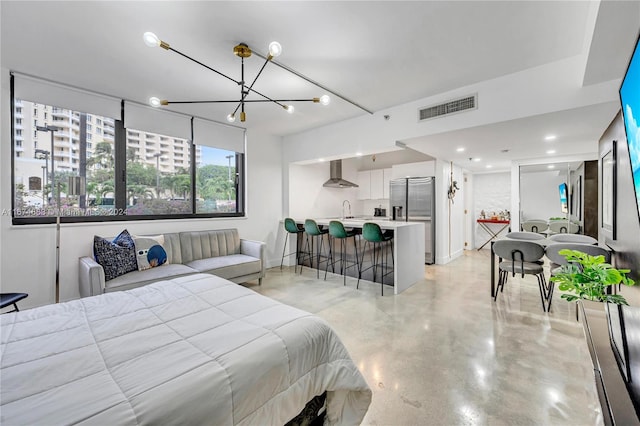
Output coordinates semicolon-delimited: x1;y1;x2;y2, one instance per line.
389;177;436;264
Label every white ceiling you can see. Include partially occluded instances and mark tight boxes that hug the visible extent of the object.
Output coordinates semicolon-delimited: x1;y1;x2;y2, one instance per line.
1;1;639;171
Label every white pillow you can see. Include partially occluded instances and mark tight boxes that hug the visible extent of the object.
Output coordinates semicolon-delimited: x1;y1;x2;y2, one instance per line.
133;235;168;271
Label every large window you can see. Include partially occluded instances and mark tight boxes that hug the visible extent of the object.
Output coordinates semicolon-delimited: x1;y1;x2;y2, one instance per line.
125;128;192;216
13;100;117;218
196;147;238;214
11;75;246;224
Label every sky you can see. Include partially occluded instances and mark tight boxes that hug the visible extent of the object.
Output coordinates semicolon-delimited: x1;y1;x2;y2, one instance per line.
200;146;235;166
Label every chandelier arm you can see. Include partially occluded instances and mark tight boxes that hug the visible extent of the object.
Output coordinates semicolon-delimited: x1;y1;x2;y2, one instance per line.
168;47;240;86
169;46;284;106
240;88;286;107
253;51;374;115
242;57;272;103
165;99;320;104
164;100;247;104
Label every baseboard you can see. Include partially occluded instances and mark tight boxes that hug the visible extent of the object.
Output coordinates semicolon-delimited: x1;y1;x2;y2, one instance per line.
435;248;464;265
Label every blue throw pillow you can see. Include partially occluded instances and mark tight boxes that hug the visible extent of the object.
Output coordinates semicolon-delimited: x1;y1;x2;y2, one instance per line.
93;229;138;281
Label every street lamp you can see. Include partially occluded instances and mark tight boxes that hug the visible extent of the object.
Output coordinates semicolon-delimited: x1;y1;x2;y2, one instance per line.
35;148;50;205
225;154;234;201
41;165;47;205
36;126;59;205
149;152;163;198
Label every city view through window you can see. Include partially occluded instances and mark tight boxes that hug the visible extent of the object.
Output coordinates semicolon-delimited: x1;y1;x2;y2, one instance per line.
13;99;239;219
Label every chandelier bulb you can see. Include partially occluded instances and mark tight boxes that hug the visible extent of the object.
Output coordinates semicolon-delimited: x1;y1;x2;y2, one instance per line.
319;95;331;106
268;41;282;58
149;97;162;107
143;32;160;48
226;114;236;123
286;105;295;114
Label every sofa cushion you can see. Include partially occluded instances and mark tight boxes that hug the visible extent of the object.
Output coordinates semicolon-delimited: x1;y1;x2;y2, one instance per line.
180;230;240;263
104;264;197;293
162;233;183;265
185;254;261;279
93;229;138;281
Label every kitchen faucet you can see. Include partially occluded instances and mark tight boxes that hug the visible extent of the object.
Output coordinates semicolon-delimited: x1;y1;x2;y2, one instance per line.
342;200;352;219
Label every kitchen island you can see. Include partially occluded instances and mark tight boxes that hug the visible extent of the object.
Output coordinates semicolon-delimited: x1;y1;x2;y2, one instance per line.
291;218;425;295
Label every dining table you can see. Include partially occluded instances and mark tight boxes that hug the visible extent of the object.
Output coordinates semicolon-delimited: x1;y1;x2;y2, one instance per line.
489;236;610;298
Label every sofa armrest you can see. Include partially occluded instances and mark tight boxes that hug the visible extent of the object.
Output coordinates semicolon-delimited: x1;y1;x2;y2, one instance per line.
240;239;266;276
79;256;106;298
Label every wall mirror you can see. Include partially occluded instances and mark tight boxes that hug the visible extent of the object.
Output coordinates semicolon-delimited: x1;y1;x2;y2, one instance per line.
519;161;585;234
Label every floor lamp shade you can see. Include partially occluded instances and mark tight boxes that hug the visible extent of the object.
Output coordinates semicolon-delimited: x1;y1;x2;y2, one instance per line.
68;176;86;196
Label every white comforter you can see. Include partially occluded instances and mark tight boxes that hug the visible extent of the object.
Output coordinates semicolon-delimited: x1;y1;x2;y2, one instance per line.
0;274;371;425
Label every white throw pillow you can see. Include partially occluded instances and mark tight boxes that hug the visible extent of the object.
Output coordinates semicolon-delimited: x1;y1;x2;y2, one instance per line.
133;235;168;271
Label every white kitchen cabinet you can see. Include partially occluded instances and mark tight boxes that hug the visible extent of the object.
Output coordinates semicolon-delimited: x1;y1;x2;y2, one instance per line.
382;168;392;199
370;169;384;199
358;168;392;200
357;170;371;200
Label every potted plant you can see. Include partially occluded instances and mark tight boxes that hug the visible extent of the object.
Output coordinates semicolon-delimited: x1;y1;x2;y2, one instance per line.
550;249;636;304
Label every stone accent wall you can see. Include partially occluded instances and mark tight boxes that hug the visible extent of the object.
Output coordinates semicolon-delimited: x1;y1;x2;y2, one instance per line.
473;172;511;249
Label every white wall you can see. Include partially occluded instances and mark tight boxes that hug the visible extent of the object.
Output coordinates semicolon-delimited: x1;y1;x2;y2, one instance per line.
520;170;567;221
435;160;465;263
288;162;359;220
473;172;511;249
0;68;284;309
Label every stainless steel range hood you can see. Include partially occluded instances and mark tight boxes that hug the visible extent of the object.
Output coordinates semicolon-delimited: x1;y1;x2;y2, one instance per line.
323;160;359;188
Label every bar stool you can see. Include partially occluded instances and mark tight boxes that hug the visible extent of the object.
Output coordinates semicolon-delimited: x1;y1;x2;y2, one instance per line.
300;219;329;278
280;218;305;273
324;220;360;286
358;222;394;295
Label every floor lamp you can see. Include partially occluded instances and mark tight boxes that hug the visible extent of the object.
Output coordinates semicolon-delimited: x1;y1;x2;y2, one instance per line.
55;176;86;303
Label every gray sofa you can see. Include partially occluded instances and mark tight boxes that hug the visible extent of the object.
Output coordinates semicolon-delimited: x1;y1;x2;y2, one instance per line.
79;229;265;297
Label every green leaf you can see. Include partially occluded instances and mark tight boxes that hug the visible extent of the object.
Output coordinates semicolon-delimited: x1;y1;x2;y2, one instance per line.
553;249;635;305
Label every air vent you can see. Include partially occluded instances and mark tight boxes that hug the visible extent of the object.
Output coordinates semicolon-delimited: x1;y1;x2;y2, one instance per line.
418;94;477;121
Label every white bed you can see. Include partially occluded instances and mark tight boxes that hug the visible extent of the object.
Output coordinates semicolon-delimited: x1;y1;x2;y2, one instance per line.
0;273;371;425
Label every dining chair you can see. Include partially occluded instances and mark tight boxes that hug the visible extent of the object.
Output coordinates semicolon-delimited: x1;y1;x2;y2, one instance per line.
548;220;580;234
522;219;549;234
504;231;546;241
545;243;611;320
545;243;611;274
548;233;597;245
493;239;551;312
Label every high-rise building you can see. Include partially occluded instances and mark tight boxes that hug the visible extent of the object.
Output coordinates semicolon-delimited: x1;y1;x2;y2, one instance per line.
13;99;201;204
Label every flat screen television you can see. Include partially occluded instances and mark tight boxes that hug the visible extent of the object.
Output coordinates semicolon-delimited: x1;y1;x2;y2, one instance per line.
603;32;640;422
620;32;640;223
559;182;568;213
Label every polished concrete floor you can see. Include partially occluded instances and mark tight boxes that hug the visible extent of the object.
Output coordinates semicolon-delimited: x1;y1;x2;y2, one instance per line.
251;249;602;425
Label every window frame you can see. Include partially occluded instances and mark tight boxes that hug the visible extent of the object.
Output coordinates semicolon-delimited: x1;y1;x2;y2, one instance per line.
10;74;246;225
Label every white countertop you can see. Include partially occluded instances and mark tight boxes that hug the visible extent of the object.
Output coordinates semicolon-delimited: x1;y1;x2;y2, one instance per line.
295;218;424;230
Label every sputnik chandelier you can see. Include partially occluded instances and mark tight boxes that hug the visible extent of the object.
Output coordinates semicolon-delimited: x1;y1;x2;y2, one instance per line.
143;32;331;123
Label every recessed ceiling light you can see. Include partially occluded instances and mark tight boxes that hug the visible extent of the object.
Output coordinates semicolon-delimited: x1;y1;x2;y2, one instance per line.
548;165;555;169
318;158;325;162
473;158;481;162
456;147;465;152
546;149;556;154
545;135;557;141
486;165;493;169
355;152;363;156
